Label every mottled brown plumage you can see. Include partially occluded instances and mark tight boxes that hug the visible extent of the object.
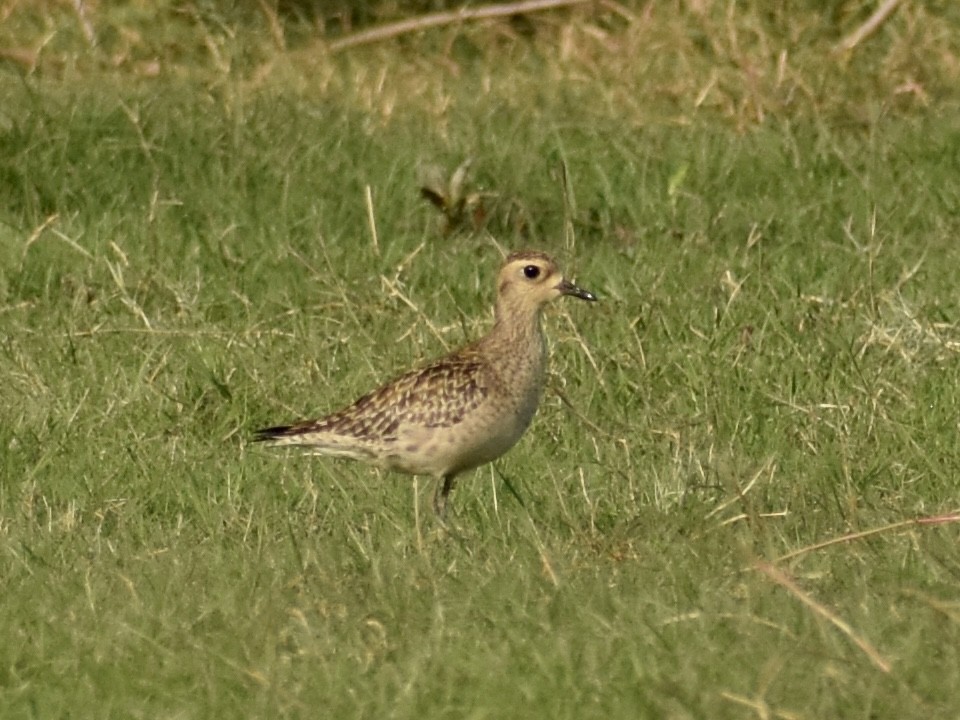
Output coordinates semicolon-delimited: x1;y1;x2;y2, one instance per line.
253;250;596;516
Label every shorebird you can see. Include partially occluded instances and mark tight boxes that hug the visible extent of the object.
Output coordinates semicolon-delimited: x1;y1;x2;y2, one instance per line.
253;250;597;516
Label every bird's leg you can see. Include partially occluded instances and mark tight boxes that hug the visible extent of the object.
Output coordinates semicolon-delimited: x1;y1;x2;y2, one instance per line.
433;475;457;518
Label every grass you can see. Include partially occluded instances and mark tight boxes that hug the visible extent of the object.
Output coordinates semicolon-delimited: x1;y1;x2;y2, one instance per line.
2;1;960;717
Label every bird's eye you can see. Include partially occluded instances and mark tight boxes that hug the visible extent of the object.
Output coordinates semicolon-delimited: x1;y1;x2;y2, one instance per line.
523;265;541;279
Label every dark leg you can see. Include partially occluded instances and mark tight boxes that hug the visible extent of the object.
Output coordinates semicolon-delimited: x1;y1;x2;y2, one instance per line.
433;475;456;518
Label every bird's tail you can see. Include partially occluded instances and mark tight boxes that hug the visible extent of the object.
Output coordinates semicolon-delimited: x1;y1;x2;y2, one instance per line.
251;422;377;462
252;424;302;444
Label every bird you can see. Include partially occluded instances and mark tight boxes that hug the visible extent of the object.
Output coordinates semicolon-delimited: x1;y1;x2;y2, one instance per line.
253;250;597;517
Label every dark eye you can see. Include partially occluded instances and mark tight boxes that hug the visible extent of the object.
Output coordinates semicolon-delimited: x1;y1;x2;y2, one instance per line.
523;265;541;279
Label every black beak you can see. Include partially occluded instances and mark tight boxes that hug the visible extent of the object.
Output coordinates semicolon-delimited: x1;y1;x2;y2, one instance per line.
558;278;598;302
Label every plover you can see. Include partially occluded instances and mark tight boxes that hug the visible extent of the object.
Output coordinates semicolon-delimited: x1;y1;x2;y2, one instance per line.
253;250;596;516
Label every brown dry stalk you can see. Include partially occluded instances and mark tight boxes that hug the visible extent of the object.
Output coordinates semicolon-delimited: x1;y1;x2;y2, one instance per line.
755;562;892;674
835;0;903;54
256;0;286;50
328;0;593;52
72;0;97;47
776;513;960;563
719;691;803;720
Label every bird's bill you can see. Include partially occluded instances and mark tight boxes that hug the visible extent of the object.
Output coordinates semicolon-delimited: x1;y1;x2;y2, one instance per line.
557;278;598;302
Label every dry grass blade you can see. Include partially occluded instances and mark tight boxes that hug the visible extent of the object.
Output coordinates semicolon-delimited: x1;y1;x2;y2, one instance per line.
835;0;903;54
775;513;960;563
756;562;892;674
22;213;60;261
328;0;592;52
704;458;776;521
364;184;380;257
71;0;97;47
256;0;285;50
719;691;803;720
900;589;960;624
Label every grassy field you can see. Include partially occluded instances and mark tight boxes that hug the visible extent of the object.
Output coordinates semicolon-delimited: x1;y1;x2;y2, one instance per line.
2;1;960;717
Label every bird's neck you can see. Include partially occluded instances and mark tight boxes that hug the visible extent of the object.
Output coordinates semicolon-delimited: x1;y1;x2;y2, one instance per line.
488;301;547;374
494;298;543;338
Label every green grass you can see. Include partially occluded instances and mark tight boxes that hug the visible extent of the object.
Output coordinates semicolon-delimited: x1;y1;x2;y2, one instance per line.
2;2;960;718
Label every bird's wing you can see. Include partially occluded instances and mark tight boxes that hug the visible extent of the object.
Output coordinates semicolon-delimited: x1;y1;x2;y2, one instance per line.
322;353;487;440
257;351;488;445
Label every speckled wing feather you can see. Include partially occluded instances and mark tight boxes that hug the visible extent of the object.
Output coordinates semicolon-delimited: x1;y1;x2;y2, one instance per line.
254;350;487;445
